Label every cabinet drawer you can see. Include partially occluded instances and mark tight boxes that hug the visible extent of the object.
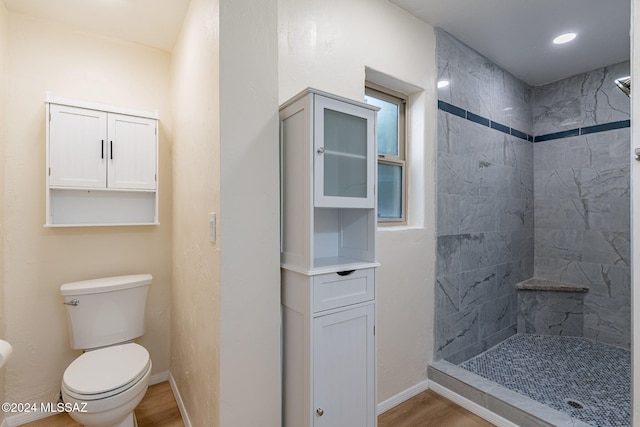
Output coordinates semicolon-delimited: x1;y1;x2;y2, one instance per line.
313;269;374;312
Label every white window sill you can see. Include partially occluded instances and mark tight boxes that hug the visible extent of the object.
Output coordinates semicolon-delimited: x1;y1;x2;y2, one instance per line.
377;225;424;232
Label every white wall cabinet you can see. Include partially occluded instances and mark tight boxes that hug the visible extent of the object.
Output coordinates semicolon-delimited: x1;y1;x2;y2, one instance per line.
280;88;378;427
46;95;159;226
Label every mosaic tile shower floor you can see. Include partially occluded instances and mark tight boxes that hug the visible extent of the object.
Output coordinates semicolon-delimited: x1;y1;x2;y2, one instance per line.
459;334;630;427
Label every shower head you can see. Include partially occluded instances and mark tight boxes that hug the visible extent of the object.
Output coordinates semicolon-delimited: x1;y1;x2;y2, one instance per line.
615;76;631;97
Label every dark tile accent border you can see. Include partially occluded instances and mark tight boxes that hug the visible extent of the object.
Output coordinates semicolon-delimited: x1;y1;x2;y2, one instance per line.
467;111;490;127
438;100;465;119
438;99;631;143
533;128;580;142
511;128;528;140
491;121;510;134
437;100;532;141
580;120;631;136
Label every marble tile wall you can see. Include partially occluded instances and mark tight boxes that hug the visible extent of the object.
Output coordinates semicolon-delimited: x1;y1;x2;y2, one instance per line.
517;290;585;336
532;63;631;348
436;29;631;360
436;29;534;363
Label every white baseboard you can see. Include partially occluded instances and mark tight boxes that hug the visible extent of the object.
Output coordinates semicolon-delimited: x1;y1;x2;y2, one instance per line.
149;370;170;385
429;381;518;427
169;373;192;427
377;379;429;415
5;406;53;427
5;370;172;427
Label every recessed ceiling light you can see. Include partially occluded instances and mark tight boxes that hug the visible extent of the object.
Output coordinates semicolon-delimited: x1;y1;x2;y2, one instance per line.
553;32;577;45
437;80;450;89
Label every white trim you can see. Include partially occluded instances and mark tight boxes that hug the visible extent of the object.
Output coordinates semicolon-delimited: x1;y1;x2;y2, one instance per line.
429;381;519;427
169;373;193;427
45;92;159;119
149;370;170;385
376;379;429;415
5;408;51;426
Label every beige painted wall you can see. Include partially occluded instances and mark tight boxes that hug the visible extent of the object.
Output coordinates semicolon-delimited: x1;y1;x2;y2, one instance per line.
0;1;7;423
218;0;281;425
278;0;437;403
170;0;220;425
4;13;172;405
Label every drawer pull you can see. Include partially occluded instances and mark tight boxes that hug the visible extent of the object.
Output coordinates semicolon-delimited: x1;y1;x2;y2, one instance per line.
336;270;356;277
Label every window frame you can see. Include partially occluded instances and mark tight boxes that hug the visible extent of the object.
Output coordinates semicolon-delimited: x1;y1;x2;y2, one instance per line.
365;82;408;226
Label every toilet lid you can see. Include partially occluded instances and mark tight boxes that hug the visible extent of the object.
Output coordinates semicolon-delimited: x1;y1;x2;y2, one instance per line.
63;343;150;396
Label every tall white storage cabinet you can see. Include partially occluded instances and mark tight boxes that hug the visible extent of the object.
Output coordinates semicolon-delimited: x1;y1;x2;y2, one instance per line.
45;96;159;226
280;88;379;427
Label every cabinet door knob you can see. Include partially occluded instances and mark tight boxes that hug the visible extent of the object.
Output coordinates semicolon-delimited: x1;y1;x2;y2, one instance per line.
316;408;324;416
317;147;325;154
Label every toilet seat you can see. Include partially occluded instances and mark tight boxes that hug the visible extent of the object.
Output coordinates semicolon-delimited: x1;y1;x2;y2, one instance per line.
63;343;150;401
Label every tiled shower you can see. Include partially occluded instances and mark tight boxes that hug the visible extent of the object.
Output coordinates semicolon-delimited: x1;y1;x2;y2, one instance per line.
435;29;631;363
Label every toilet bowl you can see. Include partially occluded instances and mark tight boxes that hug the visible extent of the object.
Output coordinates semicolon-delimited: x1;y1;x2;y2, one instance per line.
60;275;153;427
61;343;151;427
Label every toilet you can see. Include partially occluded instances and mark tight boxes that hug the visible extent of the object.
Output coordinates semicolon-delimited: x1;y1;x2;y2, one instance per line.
60;274;153;427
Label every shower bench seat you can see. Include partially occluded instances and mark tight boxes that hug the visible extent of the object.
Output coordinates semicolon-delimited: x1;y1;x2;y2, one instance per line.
515;278;589;337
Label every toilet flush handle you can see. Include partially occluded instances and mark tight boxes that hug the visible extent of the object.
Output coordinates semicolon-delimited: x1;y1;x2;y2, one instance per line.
63;299;80;306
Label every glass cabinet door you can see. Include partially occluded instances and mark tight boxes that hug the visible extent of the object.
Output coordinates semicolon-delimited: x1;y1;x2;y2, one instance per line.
314;95;376;208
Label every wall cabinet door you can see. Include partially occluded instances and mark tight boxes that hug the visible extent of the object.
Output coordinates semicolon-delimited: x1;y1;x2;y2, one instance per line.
49;106;157;191
314;95;376;209
49;105;108;188
313;303;376;427
107;113;157;190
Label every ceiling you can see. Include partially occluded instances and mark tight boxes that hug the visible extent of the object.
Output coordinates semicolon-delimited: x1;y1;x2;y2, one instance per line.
390;0;631;86
4;0;191;52
4;0;632;86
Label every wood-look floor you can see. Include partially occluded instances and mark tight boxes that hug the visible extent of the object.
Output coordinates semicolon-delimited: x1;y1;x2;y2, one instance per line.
22;382;184;427
378;390;495;427
22;382;489;427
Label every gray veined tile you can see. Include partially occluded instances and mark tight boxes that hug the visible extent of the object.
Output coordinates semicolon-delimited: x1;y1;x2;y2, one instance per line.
609;196;630;233
437;110;457;154
459;266;497;312
497;260;529;296
437;234;463;275
480;294;513;339
536;199;610;232
458;118;504;164
435;306;482;361
437;194;460;236
532;95;582;136
498;198;533;232
582;231;630;266
437;61;453;104
581;62;631;127
459;196;497;233
438;152;479;196
534;169;581;200
533;140;568;171
436;274;460;318
534;229;584;262
478;162;520;198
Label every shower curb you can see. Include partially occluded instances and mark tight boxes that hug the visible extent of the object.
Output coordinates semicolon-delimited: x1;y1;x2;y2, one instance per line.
428;360;591;427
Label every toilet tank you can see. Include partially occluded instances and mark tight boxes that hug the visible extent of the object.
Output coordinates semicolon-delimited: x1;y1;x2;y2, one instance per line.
60;274;152;350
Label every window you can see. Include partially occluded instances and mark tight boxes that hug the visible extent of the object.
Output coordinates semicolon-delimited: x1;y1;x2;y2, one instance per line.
365;83;407;225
